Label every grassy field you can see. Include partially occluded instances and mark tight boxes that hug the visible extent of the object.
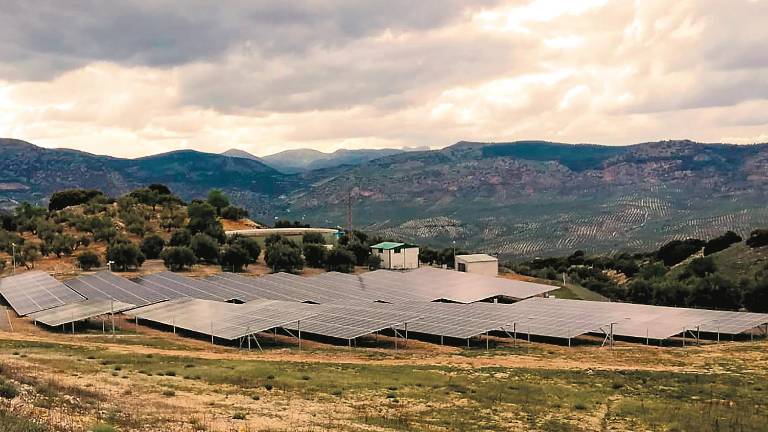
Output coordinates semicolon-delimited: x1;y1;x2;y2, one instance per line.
0;323;766;431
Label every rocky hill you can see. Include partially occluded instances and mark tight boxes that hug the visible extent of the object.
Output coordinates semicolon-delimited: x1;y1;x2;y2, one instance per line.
260;147;411;173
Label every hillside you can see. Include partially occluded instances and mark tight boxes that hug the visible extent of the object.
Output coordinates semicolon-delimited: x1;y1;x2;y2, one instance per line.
290;140;768;258
0;139;297;222
4;138;768;258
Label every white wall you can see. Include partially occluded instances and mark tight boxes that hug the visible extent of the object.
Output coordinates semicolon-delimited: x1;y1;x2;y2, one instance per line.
456;259;498;276
375;247;419;269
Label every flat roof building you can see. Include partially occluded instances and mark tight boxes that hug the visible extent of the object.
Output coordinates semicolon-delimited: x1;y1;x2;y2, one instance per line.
455;254;498;277
370;242;419;270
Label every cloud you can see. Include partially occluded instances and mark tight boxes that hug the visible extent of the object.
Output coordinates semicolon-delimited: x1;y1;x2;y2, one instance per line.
1;0;768;159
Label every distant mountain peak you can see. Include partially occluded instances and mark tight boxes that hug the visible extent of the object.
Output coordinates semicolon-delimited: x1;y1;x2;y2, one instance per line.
222;148;262;161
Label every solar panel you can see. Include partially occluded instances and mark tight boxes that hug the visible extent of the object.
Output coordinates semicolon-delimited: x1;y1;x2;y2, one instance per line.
28;299;134;327
0;271;85;316
283;302;422;340
134;272;244;302
205;273;319;302
65;271;168;308
128;298;323;340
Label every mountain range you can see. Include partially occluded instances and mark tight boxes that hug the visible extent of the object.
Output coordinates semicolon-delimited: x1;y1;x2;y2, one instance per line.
2;137;768;258
224;147;428;173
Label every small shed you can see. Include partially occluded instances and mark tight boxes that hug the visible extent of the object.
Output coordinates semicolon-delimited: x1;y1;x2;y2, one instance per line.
455;254;498;276
370;242;419;270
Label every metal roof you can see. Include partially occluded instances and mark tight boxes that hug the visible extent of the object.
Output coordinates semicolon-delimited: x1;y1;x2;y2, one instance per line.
0;271;84;316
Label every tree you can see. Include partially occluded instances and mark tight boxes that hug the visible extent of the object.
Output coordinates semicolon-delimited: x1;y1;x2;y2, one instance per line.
48;189;104;211
303;243;328;268
345;240;370;266
366;253;383;270
419;247;440;265
687;257;717;278
169;229;192;247
325;248;355;273
190;233;220;263
140;234;166;259
21;243;41;269
704;231;742;255
746;229;768;248
274;220;310;228
50;234;76;258
129;188;161;210
265;243;304;273
228;235;261;264
148;184;172;196
744;274;768;312
160;206;186;232
221;206;248;220
206;189;230;216
161;246;197;271
220;244;250;272
187;202;225;242
77;251;101;271
106;242;145;271
302;232;325;245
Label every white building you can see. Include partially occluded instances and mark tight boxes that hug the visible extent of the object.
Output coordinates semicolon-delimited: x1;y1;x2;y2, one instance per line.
370;242;419;270
455;254;498;276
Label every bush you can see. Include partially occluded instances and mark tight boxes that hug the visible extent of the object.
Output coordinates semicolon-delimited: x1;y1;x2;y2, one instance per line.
0;380;19;399
326;248;356;273
161;247;197;271
303;243;328;268
190;233;220;263
704;231;742;255
302;232;325;245
221;206;248;220
90;424;116;432
656;239;705;266
228;235;261;264
265;243;304;273
220;244;250;272
106;242;145;271
687;257;716;278
140;234;166;259
77;251;102;271
48;189;104;211
746;229;768;248
169;229;192;247
366;254;383;270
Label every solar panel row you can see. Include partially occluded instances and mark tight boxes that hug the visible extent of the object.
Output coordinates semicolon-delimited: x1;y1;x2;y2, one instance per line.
28;299;134;327
65;271;167;308
0;271;85;316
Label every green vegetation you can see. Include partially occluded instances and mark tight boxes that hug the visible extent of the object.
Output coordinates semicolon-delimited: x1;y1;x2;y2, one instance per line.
161;247;197;271
140;234;165;259
77;251;101;271
508;231;768;312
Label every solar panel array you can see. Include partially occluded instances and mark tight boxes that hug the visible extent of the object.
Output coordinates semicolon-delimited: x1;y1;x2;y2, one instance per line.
0;271;85;316
510;298;768;340
65;271;167;308
28;299;134;327
360;267;556;302
134;272;245;302
282;302;422;340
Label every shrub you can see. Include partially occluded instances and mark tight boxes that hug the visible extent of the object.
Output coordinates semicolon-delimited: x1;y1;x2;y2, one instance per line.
303;243;328;268
326;248;356;273
140;234;166;259
221;206;248;220
206;189;230;215
656;239;705;266
0;380;19;399
162;390;175;397
48;189;104;211
366;254;383;270
169;229;192;247
228;235;261;264
77;251;102;271
232;412;247;420
704;231;742;255
161;247;197;271
746;229;768;248
302;232;325;245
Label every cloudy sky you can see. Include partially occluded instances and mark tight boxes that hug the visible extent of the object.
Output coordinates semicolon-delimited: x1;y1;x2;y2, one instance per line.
1;1;766;158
